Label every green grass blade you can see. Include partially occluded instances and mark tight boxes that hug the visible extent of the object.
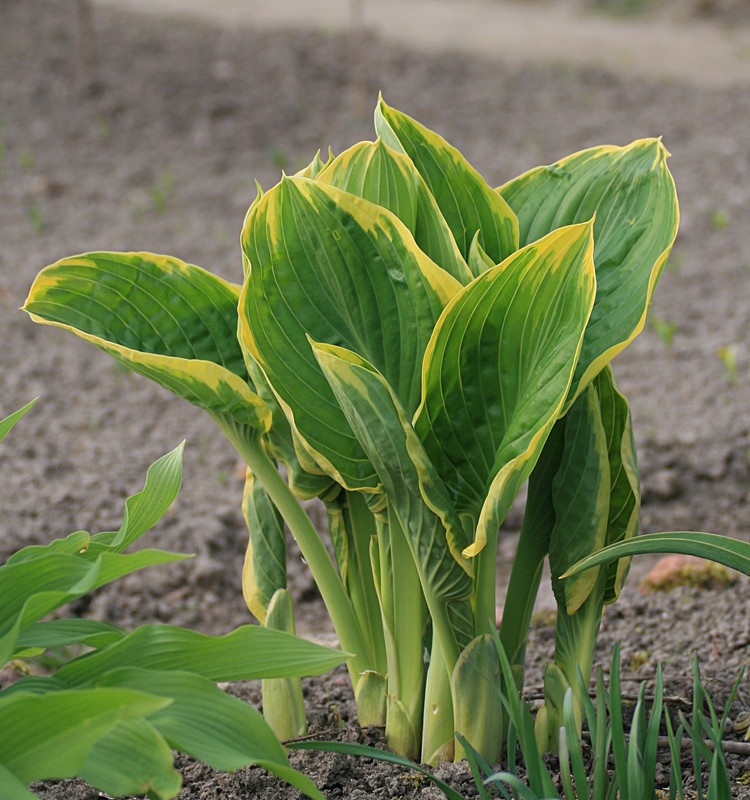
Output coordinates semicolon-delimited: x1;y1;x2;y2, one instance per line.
289;740;466;800
454;734;491;800
561;531;750;580
561;689;588;797
607;643;628;798
643;665;664;790
0;399;37;444
663;711;684;800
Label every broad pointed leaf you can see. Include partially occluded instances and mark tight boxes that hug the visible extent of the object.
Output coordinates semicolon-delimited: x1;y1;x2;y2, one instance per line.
414;221;597;556
241;467;286;623
0;688;171;784
24;252;270;430
0;549;189;665
317;139;472;283
87;442;184;554
311;341;473;658
375;98;519;269
54;624;347;687
79;717;180;799
239;175;460;492
499;139;679;403
548;383;610;615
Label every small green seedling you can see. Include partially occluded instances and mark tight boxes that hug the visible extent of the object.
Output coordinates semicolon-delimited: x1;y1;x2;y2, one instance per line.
717;343;738;384
711;208;730;230
650;314;677;352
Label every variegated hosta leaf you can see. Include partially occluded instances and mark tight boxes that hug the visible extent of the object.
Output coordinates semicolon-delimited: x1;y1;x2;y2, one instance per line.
311;342;474;653
547;366;639;613
239;176;460;493
317;139;472;284
548;384;610;615
374;97;519;271
499;139;679;405
593;366;639;603
241;468;286;624
414;222;597;557
23;253;270;431
294;148;334;180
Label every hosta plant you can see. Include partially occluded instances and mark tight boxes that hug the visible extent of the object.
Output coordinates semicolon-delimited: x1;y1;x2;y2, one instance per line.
0;402;343;799
23;96;679;763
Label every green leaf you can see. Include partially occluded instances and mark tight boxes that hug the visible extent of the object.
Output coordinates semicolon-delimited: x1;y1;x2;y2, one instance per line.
375;97;519;269
0;687;171;784
54;624;347;686
24;252;270;430
88;441;185;554
548;383;610;615
0;399;37;445
311;341;473;661
241;467;286;623
561;530;750;580
97;667;325;799
0;549;188;665
6;530;90;565
240;175;460;492
317;138;472;283
15;618;125;651
593;366;639;603
499;139;679;404
79;717;181;799
0;763;39;800
414;221;597;557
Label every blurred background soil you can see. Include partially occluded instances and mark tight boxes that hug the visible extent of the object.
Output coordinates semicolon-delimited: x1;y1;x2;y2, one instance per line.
1;0;750;795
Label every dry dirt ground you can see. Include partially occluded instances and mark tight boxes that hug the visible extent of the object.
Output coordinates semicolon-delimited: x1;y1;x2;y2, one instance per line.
1;0;750;796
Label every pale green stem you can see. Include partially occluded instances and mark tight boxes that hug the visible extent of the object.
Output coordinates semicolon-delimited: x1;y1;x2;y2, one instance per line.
384;506;426;758
218;419;371;685
473;525;500;639
345;491;388;677
421;635;455;765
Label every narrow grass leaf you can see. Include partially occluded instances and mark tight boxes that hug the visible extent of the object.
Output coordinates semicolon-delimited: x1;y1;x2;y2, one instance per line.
0;399;37;444
561;531;750;580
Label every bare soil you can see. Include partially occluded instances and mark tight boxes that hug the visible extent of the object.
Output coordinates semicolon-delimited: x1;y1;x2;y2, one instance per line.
1;0;749;796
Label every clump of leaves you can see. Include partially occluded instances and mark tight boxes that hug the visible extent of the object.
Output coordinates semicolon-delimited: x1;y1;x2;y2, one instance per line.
24;96;679;763
0;401;343;799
